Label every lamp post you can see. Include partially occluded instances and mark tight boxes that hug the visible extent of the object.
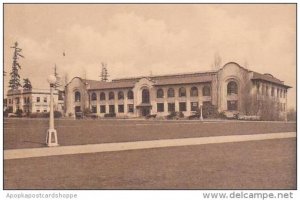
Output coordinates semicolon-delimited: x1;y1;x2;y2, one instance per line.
199;102;203;121
46;75;58;147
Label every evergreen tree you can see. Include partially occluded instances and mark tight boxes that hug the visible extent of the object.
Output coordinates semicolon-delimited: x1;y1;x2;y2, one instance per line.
23;78;32;90
9;42;24;90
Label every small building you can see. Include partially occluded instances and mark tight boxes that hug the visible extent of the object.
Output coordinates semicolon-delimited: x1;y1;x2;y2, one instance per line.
6;88;64;114
64;62;291;120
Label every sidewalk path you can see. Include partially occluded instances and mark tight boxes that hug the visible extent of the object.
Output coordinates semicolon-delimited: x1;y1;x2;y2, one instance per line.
4;132;296;160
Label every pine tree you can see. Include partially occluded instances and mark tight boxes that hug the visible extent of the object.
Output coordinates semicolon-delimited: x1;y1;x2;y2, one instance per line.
100;63;109;82
9;42;24;90
23;78;32;90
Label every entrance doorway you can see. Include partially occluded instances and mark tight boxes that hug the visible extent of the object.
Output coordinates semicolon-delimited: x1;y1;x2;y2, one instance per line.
141;107;151;116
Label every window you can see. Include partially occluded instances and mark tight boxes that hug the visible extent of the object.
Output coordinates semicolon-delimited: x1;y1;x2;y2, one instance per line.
15;97;20;104
227;100;238;111
100;92;106;101
179;102;186;111
24;97;27;104
43;110;47;113
227;81;238;95
109;92;115;100
118;91;124;100
191;102;199;111
266;86;269;96
36;109;40;113
157;103;164;112
190;87;198;97
75;91;81;102
127;90;134;99
118;105;124;113
128;104;134;113
58;90;64;100
100;105;106;113
37;97;40;103
27;97;30;103
44;97;47;103
179;87;186;97
203;86;211;96
157;89;164;98
8;99;11;104
109;105;115;113
92;106;97;113
168;103;175;112
167;88;175;98
256;83;260;94
142;89;150;103
91;93;97;101
271;87;274;97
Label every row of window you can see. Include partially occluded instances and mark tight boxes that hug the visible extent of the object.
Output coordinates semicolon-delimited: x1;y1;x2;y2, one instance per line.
257;84;287;98
91;104;134;114
83;86;212;103
8;96;48;104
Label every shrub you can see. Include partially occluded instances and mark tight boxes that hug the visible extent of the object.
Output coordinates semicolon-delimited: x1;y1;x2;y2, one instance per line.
104;113;116;118
15;108;23;117
202;103;219;118
54;111;62;118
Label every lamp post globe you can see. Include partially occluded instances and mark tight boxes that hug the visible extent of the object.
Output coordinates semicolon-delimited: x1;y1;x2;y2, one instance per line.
46;74;58;147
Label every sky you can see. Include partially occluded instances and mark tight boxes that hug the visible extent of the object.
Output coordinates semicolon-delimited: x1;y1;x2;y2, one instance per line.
3;4;296;109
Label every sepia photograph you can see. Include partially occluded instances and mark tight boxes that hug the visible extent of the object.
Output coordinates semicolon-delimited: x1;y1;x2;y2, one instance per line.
2;2;296;193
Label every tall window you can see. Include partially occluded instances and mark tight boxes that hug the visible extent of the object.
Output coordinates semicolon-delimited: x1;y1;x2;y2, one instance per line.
142;89;150;103
227;100;238;111
128;104;134;113
168;103;175;112
91;92;97;101
157;103;164;112
271;87;275;97
118;91;124;100
91;106;97;113
227;81;238;95
127;90;134;100
157;89;164;98
118;105;124;113
190;87;198;97
100;105;106;113
167;88;175;98
100;92;106;101
179;87;186;97
202;86;211;96
109;105;115;113
179;102;187;111
109;92;115;100
75;91;81;102
44;97;47;103
37;97;40;103
191;102;199;111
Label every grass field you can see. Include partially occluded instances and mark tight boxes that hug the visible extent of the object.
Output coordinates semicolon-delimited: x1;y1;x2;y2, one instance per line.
4;118;296;149
3;118;296;189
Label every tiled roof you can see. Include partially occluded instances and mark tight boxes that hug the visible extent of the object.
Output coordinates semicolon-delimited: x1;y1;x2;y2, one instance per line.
251;72;291;88
85;79;136;90
153;74;213;86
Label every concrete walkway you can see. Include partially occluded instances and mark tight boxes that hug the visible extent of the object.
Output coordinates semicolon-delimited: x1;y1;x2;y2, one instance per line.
4;132;296;160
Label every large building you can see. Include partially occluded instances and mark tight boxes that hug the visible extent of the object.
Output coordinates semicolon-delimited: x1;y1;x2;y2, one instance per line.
6;88;64;114
64;62;291;120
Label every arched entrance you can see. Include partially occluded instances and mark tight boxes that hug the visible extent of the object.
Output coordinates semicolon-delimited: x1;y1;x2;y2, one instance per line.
137;88;152;116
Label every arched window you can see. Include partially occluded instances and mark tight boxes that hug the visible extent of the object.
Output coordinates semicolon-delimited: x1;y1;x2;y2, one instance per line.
203;86;211;96
157;89;164;98
75;91;81;102
118;91;124;100
91;92;97;101
109;92;115;100
227;81;238;95
167;88;175;98
100;92;106;101
127;90;134;100
179;87;186;97
142;89;150;103
190;87;198;97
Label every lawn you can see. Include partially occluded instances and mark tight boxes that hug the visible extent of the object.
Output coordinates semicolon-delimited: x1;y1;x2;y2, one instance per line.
4;138;296;189
4;118;296;149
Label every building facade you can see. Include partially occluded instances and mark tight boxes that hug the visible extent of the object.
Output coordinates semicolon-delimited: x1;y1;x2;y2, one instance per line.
64;62;290;120
6;88;64;114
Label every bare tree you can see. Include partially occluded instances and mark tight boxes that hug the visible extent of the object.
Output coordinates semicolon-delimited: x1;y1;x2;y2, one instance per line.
211;52;222;70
